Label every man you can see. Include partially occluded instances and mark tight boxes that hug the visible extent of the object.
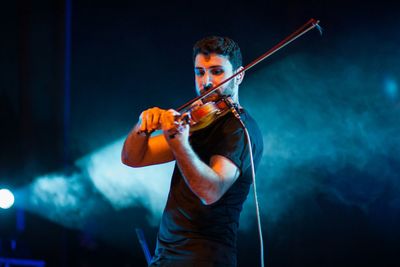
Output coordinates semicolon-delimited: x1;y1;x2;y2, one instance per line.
121;36;263;267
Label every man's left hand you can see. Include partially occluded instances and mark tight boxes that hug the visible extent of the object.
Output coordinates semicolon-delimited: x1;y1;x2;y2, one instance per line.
161;109;190;149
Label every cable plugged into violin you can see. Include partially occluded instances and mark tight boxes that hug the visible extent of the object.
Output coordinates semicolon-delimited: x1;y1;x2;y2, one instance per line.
224;97;242;121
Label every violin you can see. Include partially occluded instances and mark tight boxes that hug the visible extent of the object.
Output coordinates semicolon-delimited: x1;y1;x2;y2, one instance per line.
184;95;234;132
139;18;321;135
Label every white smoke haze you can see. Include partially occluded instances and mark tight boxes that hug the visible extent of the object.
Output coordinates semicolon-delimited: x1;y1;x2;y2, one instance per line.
241;52;400;225
18;138;174;229
21;172;100;229
16;49;400;235
78;138;174;221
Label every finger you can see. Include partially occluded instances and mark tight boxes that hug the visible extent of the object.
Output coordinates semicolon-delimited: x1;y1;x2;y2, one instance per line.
146;111;154;132
180;112;191;124
139;111;147;131
161;111;172;131
168;109;181;118
152;110;162;130
142;109;154;132
168;109;182;129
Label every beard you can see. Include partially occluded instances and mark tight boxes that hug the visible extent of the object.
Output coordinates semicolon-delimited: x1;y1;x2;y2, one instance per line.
219;79;236;97
199;79;237;103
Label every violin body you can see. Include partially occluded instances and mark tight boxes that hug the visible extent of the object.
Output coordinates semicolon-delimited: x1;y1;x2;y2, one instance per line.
186;97;232;132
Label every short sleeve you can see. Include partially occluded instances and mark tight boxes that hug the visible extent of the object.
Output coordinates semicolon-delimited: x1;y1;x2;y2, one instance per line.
209;117;249;173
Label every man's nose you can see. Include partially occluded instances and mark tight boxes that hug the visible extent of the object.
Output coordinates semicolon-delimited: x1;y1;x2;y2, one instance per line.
202;73;213;90
203;83;213;90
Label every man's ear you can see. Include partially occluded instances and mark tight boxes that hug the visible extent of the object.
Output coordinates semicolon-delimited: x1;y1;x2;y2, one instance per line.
234;66;245;86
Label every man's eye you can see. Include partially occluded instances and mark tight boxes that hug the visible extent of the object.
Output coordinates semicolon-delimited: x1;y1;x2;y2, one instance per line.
211;69;224;75
195;69;205;76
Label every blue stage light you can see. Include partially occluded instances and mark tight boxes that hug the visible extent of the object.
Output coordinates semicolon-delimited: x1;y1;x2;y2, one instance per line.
0;188;15;209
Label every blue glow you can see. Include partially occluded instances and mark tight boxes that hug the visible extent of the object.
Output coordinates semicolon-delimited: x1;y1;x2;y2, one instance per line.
14;52;400;236
0;188;15;209
383;76;398;100
16;209;25;232
0;258;45;267
78;138;174;218
19;138;174;228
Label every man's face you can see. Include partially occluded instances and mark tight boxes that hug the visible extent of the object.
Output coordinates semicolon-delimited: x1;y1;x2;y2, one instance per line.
194;53;236;101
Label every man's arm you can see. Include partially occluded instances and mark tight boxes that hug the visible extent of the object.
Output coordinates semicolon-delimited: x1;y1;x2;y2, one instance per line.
173;140;240;205
121;107;175;167
122;107;240;204
162;111;240;205
121;125;175;167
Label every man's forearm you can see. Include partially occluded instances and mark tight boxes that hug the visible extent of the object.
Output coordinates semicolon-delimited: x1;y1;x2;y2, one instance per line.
121;124;149;167
171;141;223;205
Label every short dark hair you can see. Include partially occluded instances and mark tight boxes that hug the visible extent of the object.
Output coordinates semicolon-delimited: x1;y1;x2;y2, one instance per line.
193;36;242;71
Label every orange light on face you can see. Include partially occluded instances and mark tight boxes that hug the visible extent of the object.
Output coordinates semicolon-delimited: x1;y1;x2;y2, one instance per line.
194;53;234;96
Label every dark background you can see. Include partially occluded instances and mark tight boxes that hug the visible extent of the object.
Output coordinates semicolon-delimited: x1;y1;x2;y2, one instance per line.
1;0;399;266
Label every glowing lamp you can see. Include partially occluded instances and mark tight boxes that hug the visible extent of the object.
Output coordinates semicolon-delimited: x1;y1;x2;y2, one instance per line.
0;188;15;209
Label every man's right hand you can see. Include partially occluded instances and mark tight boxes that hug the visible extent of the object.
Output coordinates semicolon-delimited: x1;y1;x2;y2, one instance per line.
139;107;166;133
122;106;176;167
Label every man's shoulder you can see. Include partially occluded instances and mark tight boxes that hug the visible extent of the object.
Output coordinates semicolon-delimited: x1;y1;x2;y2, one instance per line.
239;109;263;135
238;108;264;152
215;108;262;136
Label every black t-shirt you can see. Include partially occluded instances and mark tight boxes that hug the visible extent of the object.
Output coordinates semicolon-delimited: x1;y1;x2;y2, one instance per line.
151;109;263;266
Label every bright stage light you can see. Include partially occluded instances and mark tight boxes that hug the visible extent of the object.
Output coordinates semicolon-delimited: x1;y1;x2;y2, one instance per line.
0;188;15;209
